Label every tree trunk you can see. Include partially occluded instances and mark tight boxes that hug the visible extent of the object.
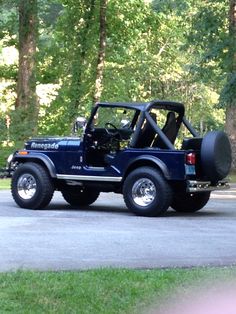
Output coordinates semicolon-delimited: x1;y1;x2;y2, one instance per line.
225;0;236;170
226;106;236;169
15;0;38;137
93;0;107;104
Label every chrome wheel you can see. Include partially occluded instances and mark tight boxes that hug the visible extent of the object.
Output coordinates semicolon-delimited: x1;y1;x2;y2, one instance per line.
17;173;37;200
132;178;156;206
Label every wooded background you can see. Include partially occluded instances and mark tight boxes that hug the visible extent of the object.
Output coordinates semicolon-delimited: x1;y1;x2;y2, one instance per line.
0;0;235;169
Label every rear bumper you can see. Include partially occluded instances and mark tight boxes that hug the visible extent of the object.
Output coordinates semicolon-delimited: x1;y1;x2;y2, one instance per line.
187;180;230;193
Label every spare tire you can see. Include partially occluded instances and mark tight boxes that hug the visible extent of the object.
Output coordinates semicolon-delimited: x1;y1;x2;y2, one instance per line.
201;131;232;182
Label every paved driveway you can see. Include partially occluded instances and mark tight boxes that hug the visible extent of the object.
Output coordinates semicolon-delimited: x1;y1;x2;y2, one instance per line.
0;186;236;271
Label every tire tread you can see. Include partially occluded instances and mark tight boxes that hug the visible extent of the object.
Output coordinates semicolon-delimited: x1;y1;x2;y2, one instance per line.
11;162;54;209
123;166;172;217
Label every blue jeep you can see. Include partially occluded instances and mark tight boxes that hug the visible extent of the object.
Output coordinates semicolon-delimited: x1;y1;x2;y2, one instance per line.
8;100;232;216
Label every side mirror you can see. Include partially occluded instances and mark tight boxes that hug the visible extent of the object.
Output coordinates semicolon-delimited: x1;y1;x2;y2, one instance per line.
72;117;87;134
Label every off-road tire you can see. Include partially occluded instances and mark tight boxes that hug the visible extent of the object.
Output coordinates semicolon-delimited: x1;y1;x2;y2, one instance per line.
62;187;100;207
171;191;210;213
123;167;172;217
201;131;232;182
11;162;54;209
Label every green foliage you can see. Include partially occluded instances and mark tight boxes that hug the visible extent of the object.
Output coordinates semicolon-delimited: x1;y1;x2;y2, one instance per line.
188;0;228;51
0;64;17;80
0;146;13;168
0;2;18;45
37;0;99;134
184;0;235;110
36;0;226;136
220;73;236;107
0;0;230;140
37;1;64;84
10;107;38;141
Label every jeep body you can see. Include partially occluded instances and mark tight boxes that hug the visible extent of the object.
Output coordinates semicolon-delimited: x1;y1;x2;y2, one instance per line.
8;100;232;216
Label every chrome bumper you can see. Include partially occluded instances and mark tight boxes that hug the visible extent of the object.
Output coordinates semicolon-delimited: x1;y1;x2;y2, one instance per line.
187;180;230;193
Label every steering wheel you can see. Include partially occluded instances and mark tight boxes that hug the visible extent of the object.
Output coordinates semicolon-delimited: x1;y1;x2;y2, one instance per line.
105;122;119;135
105;122;122;140
105;122;118;130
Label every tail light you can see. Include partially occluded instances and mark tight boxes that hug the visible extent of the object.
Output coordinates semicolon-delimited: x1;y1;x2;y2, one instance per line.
186;152;196;165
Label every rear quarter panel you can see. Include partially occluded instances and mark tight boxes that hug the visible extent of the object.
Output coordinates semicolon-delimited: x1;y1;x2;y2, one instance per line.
113;148;186;180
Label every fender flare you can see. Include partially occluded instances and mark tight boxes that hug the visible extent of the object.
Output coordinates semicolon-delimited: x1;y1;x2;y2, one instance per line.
124;155;170;180
13;152;57;178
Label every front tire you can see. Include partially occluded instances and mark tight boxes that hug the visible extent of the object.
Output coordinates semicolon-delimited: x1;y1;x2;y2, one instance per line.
61;187;100;207
171;191;210;212
123;167;172;217
11;162;54;209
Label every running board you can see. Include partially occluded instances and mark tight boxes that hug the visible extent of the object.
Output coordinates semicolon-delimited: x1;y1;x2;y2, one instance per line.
56;174;122;182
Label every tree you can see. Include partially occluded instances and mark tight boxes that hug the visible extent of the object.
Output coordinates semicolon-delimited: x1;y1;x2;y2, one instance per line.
39;0;98;131
69;0;96;117
93;0;107;104
10;0;225;140
179;0;236;168
15;0;38;138
224;0;236;169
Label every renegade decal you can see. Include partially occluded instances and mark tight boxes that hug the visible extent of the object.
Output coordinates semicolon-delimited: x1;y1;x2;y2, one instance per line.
31;142;59;150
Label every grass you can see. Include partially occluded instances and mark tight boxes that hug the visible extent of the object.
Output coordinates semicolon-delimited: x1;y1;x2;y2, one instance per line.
229;171;236;184
0;267;236;313
0;178;10;190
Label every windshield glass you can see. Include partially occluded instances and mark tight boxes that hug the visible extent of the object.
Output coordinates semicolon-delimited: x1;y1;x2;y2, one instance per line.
93;106;137;129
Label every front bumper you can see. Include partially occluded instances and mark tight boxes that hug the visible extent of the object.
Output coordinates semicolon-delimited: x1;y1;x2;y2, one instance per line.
187;180;230;193
0;167;12;178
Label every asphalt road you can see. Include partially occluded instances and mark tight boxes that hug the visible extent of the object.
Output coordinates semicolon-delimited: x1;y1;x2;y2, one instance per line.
0;186;236;272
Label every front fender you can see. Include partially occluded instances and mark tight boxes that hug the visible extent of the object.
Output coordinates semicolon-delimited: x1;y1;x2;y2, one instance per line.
13;152;57;178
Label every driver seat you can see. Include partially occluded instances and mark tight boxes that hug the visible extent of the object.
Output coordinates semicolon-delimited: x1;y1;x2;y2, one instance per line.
134;113;157;148
153;111;177;148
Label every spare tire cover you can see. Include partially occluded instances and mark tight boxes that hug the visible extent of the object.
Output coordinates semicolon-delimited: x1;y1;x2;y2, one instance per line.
201;131;232;182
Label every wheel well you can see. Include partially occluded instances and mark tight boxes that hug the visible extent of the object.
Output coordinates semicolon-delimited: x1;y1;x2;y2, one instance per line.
124;160;169;180
15;158;55;178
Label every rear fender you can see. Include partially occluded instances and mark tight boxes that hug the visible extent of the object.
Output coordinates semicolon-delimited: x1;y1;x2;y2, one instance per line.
124;155;170;180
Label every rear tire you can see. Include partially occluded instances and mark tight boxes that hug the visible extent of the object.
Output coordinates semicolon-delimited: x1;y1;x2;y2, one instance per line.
11;162;54;209
171;191;210;213
123;167;172;217
62;187;100;207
